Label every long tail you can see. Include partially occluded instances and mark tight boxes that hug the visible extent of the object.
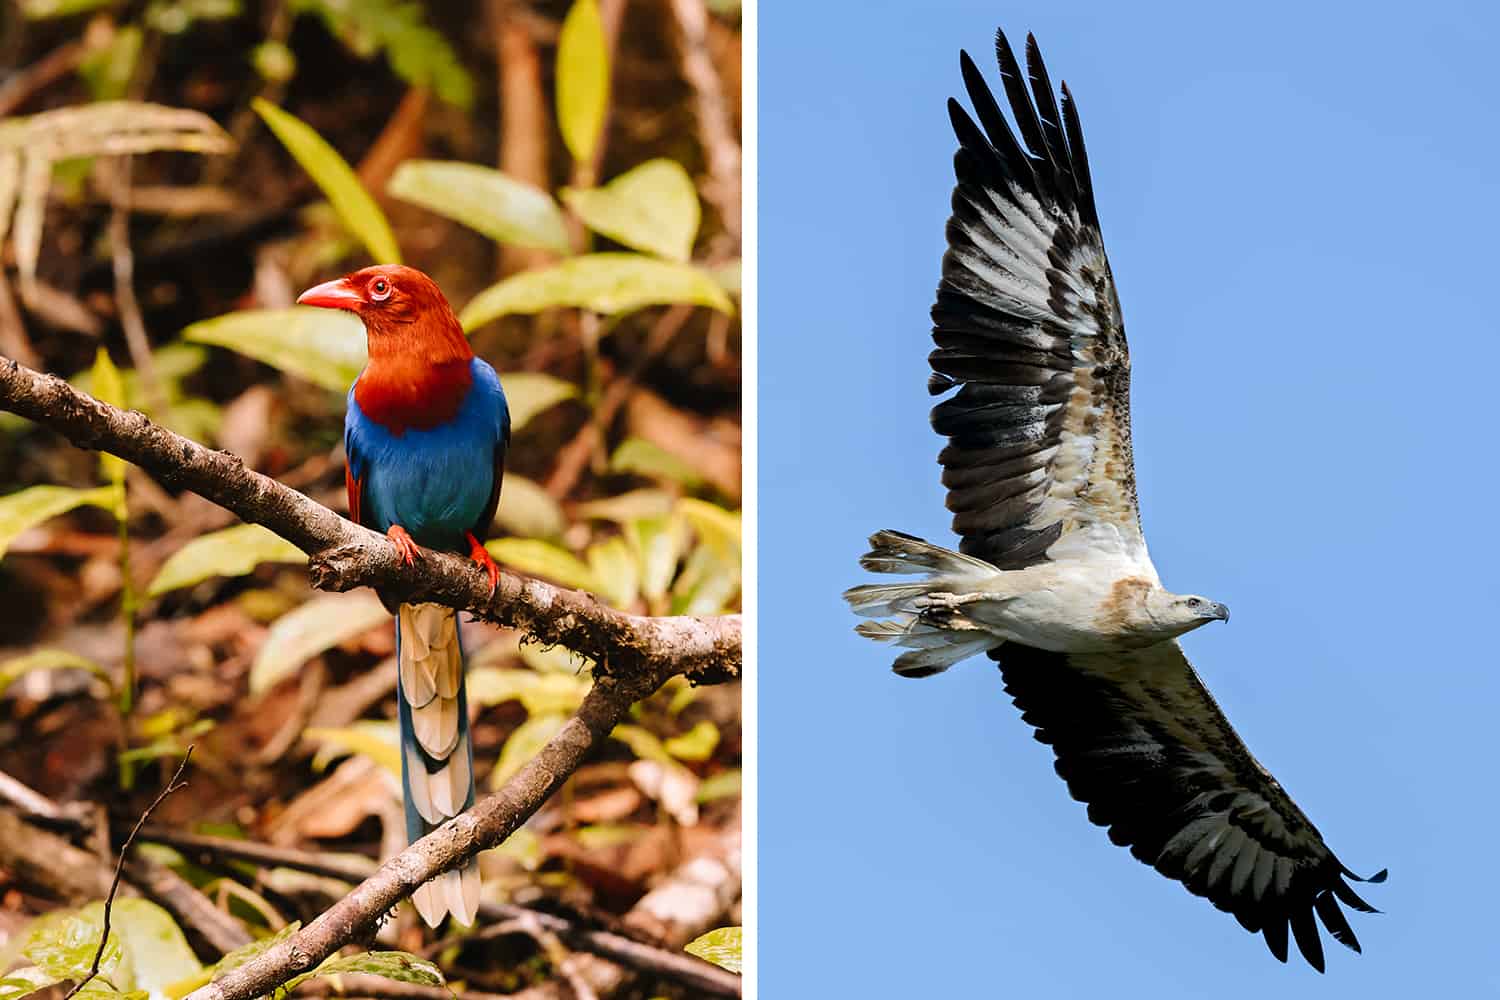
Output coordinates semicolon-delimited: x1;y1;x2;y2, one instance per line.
396;602;479;927
843;530;1002;678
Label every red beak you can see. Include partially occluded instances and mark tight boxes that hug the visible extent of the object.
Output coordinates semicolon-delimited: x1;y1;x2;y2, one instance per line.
296;277;363;310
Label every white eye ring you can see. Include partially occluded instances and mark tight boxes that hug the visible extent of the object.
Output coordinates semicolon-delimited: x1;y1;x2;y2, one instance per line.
370;279;391;301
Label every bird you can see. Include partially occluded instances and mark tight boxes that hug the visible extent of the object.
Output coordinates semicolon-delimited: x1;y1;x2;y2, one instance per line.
297;264;510;927
843;30;1384;971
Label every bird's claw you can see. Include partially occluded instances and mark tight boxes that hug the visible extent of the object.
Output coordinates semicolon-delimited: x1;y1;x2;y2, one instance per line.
466;531;501;597
387;525;422;567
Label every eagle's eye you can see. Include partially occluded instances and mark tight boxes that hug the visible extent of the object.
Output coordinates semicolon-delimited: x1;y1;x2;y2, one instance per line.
1187;598;1201;609
370;277;391;301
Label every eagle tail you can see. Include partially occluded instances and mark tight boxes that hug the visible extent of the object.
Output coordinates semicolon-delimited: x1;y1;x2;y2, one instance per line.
396;602;480;928
845;530;1003;677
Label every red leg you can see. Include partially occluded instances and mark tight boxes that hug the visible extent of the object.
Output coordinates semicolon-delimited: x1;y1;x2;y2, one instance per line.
387;525;422;566
466;531;501;596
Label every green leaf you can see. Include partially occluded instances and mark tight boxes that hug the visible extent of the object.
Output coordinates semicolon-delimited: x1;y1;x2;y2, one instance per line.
250;593;389;693
501;372;577;431
253;98;400;264
563;159;700;262
695;768;741;803
147;524;306;597
517;642;594;675
573;489;675;524
684;927;741;975
0;968;58;1000
493;475;565;540
556;0;609;165
485;538;600;592
461;253;733;330
289;0;472;108
281;951;443;996
0;648;111;697
25;901;201;999
183;307;365;392
677;498;740;563
79;26;143;102
663;721;719;762
307;721;401;777
388;160;570;253
610;438;702;487
0;484;115;559
20;0;114;18
627;515;685;604
585;536;638;608
489;713;568;788
201;921;299;981
610;723;674;766
466;668;590;716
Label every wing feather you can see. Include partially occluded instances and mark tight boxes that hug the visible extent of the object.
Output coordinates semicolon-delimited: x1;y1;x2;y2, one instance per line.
935;31;1142;572
995;642;1383;971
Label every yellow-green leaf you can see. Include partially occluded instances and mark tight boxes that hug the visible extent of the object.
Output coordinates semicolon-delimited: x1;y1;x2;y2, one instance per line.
663;721;719;762
611;723;674;766
148;524;305;597
253;98;400;264
627;515;685;603
184;307;365;392
562;159;700;261
282;951;443;995
250;593;389;694
466;668;590;716
556;0;609;165
573;489;675;523
502;372;577;431
493;475;565;539
0;484;114;558
610;437;702;487
388;160;570;253
307;721;401;778
585;536;638;608
685;927;741;975
0;648;110;697
517;642;594;675
489;713;568;788
461;253;733;330
677;498;741;563
89;350;128;496
696;768;741;803
485;538;599;592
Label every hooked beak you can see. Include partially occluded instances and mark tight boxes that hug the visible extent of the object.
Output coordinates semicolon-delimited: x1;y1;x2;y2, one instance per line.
1208;602;1230;623
296;277;362;311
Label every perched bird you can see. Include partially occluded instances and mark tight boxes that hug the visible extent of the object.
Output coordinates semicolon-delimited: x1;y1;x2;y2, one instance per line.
844;31;1384;970
298;265;510;927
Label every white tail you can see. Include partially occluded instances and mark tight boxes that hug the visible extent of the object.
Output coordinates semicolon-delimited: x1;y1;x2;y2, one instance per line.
844;530;1002;678
398;601;480;927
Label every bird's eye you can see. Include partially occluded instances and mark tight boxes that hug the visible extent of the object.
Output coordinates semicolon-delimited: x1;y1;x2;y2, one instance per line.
370;278;391;301
1187;598;1201;609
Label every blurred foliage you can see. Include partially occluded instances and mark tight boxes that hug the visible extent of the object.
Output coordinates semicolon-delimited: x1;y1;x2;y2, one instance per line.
0;0;741;986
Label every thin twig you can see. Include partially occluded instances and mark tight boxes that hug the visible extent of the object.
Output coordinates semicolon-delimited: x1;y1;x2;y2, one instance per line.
665;0;741;242
63;747;194;1000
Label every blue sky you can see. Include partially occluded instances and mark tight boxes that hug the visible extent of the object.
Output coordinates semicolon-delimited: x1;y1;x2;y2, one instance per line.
759;2;1499;993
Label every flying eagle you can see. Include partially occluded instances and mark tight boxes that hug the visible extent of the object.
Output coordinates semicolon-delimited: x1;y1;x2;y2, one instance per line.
844;30;1384;971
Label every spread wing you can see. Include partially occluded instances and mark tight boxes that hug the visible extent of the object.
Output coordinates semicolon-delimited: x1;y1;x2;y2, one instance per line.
998;641;1386;970
932;31;1143;571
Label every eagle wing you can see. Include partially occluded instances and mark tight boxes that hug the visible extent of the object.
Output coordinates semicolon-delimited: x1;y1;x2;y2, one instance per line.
998;640;1385;970
933;31;1143;572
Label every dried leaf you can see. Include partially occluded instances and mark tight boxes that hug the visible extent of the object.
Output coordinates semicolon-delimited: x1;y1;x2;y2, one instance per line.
250;593;389;694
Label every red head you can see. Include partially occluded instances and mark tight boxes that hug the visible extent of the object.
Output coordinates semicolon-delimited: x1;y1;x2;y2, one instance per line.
297;265;471;365
298;265;474;433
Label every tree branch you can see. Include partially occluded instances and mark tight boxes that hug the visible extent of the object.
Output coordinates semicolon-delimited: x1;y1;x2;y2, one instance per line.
0;358;740;686
182;673;656;1000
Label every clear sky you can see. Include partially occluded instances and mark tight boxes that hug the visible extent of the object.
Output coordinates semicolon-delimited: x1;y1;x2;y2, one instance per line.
759;1;1499;993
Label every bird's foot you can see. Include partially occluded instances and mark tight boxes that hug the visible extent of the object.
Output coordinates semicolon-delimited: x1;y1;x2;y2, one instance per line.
466;531;501;597
387;525;422;567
